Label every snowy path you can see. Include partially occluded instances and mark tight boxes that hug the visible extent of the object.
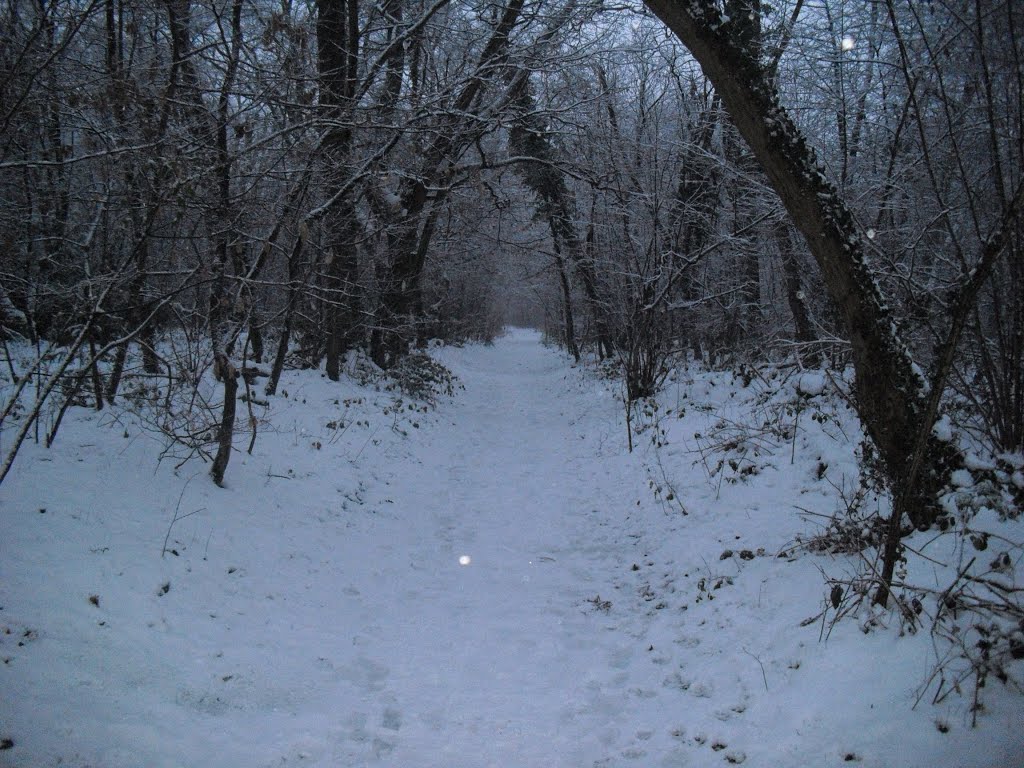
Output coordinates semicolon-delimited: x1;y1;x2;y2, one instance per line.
1;330;679;768
2;329;1021;768
306;331;661;765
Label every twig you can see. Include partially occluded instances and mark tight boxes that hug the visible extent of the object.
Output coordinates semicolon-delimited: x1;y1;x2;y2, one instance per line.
790;399;800;465
742;647;769;691
935;557;977;620
351;423;382;462
162;474;201;557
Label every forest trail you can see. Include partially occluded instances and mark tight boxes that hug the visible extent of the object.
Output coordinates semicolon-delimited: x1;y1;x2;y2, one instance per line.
1;329;693;768
321;328;668;765
3;329;1021;768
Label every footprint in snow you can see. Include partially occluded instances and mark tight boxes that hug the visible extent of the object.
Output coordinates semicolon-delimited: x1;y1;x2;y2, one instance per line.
381;707;402;731
176;687;229;716
674;635;701;649
629;687;658;699
663;671;691;691
659;748;689;767
714;701;748;721
372;737;395;758
607;647;633;670
690;681;714;698
699;739;745;763
339;657;390;692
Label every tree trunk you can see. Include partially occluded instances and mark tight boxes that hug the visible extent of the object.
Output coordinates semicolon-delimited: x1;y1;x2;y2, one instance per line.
552;238;580;362
777;221;816;358
642;0;957;527
141;324;159;374
210;364;238;486
106;342;128;403
266;216;313;396
673;95;720;359
248;319;263;364
371;0;527;366
318;0;361;380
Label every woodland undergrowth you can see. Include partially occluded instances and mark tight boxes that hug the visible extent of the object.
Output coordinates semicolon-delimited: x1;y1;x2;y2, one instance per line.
622;355;1024;723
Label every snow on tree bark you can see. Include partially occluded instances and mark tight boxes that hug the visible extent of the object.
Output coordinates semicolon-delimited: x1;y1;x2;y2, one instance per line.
641;0;959;527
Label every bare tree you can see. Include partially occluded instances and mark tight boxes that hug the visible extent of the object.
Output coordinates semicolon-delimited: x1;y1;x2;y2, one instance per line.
640;0;1023;603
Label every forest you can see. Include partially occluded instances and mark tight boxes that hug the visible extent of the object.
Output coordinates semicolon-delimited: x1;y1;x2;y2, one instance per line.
3;0;1022;487
1;0;1023;765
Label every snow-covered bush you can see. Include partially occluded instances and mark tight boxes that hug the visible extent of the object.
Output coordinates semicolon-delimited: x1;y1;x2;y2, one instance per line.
385;353;462;405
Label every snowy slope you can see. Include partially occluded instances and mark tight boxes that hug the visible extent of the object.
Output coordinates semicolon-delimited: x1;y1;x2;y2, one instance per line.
1;328;1021;767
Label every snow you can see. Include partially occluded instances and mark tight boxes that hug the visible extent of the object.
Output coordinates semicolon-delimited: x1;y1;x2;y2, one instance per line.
999;453;1023;471
933;414;954;442
965;452;998;472
794;371;826;397
951;468;975;488
2;329;1022;767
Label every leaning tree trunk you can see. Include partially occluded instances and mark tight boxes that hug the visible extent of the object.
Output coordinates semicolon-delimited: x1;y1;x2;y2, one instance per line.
642;0;958;528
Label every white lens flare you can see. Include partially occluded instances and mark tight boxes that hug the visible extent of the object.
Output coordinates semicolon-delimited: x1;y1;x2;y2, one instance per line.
841;36;855;52
458;555;472;566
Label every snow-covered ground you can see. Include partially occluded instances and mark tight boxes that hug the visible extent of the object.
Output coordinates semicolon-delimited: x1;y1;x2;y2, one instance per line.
1;328;1021;767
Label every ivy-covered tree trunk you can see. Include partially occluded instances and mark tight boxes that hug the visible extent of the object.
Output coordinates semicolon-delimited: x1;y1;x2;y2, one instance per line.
642;0;958;528
371;0;527;367
508;75;611;360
